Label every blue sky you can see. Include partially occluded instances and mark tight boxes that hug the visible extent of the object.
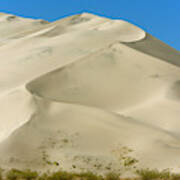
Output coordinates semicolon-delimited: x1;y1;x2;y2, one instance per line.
0;0;179;50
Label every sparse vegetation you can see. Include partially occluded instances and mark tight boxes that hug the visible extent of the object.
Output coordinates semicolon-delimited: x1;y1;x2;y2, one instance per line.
136;168;180;180
46;171;74;180
0;168;179;180
105;172;119;180
6;169;38;180
62;139;69;143
78;172;103;180
41;150;59;167
6;16;17;21
0;168;3;180
123;157;138;167
72;165;76;169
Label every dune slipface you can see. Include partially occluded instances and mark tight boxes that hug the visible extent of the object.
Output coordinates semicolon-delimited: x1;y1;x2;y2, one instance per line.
0;12;180;175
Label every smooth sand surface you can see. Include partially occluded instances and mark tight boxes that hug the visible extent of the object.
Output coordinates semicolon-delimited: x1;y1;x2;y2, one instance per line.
0;12;180;175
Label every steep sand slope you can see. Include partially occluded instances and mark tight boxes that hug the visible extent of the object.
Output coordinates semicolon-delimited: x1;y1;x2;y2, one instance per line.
0;13;180;175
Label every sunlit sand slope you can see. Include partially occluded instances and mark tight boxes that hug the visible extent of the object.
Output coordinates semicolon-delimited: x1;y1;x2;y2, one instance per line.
0;12;180;174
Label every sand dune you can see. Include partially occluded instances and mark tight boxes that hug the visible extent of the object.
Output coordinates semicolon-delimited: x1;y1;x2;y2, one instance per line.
0;12;180;175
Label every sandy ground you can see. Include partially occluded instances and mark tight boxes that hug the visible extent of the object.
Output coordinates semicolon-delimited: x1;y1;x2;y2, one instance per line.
0;12;180;175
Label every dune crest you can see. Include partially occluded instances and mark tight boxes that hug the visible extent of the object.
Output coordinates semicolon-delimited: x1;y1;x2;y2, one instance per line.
0;12;180;174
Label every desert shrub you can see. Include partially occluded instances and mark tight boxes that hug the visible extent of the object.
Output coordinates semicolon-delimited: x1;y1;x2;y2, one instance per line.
3;167;180;180
46;171;74;180
38;172;49;180
77;172;103;180
105;172;119;180
171;173;180;180
136;169;171;180
0;170;2;180
6;169;38;180
124;157;138;167
6;16;16;21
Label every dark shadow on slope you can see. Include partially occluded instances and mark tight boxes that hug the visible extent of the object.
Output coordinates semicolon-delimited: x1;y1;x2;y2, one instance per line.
122;33;180;67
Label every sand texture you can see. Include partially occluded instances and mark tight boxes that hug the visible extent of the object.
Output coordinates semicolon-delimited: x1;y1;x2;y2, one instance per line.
0;12;180;175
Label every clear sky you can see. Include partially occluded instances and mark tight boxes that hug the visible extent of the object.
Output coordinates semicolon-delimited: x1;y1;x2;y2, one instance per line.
0;0;179;50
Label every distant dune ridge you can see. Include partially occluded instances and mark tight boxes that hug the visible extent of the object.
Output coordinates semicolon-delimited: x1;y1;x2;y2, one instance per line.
0;12;180;175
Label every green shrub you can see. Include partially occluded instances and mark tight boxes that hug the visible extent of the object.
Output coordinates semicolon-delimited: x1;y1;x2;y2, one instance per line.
124;157;138;167
3;167;180;180
105;172;119;180
77;172;103;180
47;171;74;180
171;174;180;180
136;169;171;180
6;169;38;180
